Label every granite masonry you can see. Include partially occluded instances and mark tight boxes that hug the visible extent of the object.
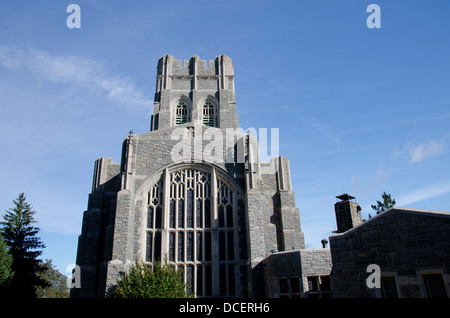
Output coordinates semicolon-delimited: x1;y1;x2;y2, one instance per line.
330;207;450;298
262;196;450;298
72;55;450;298
72;55;305;298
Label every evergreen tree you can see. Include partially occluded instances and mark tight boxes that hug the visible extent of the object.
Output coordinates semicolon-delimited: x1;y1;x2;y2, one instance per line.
112;260;192;298
0;235;14;295
36;259;70;298
0;193;48;297
370;191;396;217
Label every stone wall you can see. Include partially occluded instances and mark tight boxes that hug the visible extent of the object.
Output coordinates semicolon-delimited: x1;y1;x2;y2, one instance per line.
152;55;238;131
263;249;332;297
330;208;450;298
71;158;121;298
72;55;305;298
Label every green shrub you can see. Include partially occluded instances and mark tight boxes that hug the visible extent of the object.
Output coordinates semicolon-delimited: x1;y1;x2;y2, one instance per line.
112;260;192;298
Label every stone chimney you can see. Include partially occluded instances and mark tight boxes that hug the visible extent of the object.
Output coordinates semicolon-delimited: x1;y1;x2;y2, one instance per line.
334;193;363;233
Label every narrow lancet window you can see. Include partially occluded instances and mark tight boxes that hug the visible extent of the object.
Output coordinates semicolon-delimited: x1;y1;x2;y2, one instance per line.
176;101;189;125
202;102;215;127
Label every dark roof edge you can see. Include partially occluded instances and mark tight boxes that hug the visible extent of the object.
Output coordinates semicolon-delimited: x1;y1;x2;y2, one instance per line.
330;207;450;238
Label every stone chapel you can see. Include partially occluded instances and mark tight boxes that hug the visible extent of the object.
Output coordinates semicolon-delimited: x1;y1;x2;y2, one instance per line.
72;55;305;298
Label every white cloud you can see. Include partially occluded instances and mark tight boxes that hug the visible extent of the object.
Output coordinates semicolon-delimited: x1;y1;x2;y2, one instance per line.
0;45;25;69
409;140;444;163
395;139;446;163
396;180;450;207
0;45;152;111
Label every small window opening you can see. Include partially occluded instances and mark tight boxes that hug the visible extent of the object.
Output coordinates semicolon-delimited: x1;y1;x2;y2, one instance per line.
203;102;215;127
176;101;189;125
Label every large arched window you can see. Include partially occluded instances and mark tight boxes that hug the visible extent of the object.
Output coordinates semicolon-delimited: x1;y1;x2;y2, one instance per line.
175;101;189;125
202;101;216;127
144;167;240;297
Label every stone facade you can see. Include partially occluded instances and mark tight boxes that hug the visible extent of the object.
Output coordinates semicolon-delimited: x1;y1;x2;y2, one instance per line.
71;54;450;299
259;197;450;298
264;249;332;298
330;207;450;298
72;55;305;298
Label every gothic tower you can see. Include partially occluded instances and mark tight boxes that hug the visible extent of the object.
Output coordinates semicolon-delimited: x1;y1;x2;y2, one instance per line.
72;55;304;298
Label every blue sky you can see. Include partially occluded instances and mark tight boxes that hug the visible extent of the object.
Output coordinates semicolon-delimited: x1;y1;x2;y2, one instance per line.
0;0;449;274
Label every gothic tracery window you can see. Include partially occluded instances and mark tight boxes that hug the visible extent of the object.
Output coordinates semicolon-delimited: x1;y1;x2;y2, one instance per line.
175;101;189;125
202;101;215;127
145;168;239;297
146;179;164;264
